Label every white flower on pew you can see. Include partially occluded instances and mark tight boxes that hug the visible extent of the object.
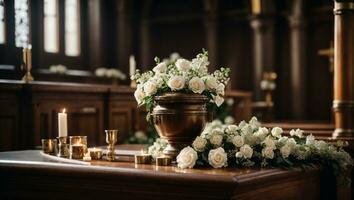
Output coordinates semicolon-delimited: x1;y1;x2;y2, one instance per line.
239;144;253;159
280;145;291;159
208;147;228;168
209;129;223;147
271;127;283;138
262;147;274;159
232;135;244;148
290;128;304;138
306;134;315;145
192;136;207;152
177;146;198;169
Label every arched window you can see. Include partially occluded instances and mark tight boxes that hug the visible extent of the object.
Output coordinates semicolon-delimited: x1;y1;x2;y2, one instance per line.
65;0;80;56
43;0;59;53
14;0;29;47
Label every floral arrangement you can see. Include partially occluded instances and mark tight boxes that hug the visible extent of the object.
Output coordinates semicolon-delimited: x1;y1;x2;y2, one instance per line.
125;127;158;145
169;117;353;180
49;64;67;74
95;67;127;80
148;138;168;160
131;50;231;118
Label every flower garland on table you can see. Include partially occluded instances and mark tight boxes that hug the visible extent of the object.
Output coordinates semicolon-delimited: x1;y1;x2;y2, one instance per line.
149;117;353;181
131;50;231;120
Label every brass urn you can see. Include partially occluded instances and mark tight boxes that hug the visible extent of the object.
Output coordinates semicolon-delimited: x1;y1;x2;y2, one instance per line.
151;93;210;159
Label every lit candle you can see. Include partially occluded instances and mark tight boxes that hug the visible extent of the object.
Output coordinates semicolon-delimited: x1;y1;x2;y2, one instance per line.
129;55;136;77
58;109;67;137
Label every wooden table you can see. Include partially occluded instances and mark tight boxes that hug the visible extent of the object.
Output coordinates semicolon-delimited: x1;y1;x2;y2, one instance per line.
0;150;338;200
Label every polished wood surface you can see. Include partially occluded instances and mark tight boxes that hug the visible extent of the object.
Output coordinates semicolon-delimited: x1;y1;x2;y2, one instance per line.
0;149;331;200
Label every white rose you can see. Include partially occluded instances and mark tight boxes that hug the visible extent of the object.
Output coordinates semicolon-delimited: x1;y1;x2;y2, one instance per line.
262;137;276;150
240;144;253;159
134;86;146;104
205;76;218;89
241;124;253;136
314;140;328;151
176;146;198;169
249;117;260;130
153;62;167;73
262;147;274;159
168;76;185;91
188;77;205;94
232;135;244;148
192;136;207;152
254;127;268;140
216;83;225;96
306;134;315;145
286;138;297;151
213;95;224;107
176;59;191;72
210;133;223;147
280;145;291;158
238;120;247;129
290;129;304;138
271;127;283;138
224;116;235;125
143;81;158;96
235;152;243;158
227;125;238;134
208;147;228;168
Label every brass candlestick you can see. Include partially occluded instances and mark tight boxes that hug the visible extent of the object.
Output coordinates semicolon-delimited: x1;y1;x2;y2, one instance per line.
57;136;69;158
105;130;118;161
22;45;34;82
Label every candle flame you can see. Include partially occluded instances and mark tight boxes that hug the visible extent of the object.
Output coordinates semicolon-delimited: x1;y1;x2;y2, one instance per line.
62;108;66;113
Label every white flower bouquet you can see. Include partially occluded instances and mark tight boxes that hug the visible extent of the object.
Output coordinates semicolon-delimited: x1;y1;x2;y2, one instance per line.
173;117;353;181
131;50;230;118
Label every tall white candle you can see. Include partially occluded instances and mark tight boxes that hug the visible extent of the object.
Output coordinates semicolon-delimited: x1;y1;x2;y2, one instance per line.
129;55;136;77
58;108;68;137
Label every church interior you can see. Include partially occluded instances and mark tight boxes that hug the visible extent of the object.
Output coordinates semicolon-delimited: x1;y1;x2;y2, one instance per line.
0;0;353;199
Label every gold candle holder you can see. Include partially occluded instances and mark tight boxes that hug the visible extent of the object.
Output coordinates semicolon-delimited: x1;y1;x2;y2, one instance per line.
22;45;34;82
135;154;151;164
41;139;57;155
71;144;84;159
156;156;172;166
105;130;118;161
69;136;87;159
57;136;69;158
89;148;103;160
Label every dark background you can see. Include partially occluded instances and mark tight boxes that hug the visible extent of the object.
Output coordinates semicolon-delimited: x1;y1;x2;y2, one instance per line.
0;0;335;121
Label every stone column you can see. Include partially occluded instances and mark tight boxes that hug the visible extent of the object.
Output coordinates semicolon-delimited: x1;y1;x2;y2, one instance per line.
250;17;275;101
289;0;307;119
249;0;276;101
333;0;354;138
115;0;134;73
203;0;219;72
